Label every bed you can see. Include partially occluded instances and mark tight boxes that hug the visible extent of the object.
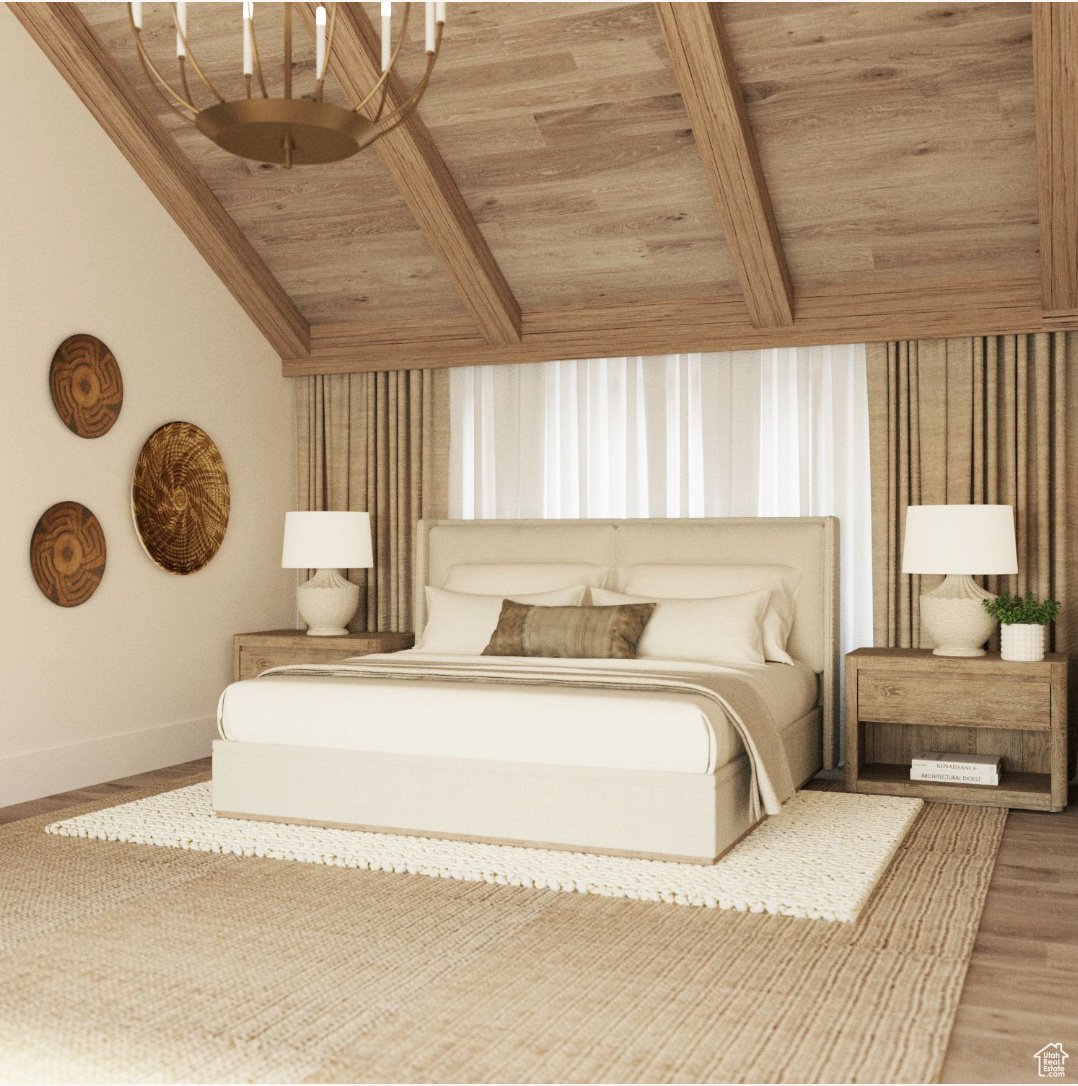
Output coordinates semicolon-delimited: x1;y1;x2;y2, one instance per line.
213;517;839;863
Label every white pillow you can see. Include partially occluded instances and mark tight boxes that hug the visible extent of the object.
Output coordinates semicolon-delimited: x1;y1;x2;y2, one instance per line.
618;564;801;666
444;563;610;594
591;587;769;666
416;584;587;654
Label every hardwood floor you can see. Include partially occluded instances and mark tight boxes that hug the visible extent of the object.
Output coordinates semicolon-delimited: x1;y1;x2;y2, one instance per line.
940;793;1078;1085
2;760;1075;1084
0;758;210;826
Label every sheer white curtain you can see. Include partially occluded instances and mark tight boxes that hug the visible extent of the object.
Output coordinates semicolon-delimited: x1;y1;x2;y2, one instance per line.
450;345;871;657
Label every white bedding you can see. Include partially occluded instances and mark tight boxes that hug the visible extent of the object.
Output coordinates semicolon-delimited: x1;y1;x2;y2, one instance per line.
217;651;818;776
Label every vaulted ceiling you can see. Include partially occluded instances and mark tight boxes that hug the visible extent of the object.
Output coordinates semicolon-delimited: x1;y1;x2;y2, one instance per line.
12;2;1078;375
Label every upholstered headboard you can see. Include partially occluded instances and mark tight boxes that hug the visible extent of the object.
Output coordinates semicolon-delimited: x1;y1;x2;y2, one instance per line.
415;517;840;768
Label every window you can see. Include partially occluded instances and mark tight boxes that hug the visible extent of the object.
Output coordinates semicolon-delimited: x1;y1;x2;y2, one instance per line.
450;345;871;657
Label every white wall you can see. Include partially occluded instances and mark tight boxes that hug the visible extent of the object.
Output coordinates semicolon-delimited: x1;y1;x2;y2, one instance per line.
0;7;297;806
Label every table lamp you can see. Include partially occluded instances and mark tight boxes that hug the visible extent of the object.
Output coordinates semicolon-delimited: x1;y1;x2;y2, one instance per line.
282;511;373;636
901;504;1018;656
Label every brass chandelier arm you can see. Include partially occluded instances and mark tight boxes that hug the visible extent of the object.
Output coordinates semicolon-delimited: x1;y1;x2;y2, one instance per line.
128;8;199;118
249;8;270;99
178;55;194;108
351;3;413;119
373;69;391;123
373;3;411;122
374;26;442;136
169;2;225;105
135;44;199;124
313;2;338;103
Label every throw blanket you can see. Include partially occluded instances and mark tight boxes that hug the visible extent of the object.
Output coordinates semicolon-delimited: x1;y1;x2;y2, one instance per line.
250;656;796;819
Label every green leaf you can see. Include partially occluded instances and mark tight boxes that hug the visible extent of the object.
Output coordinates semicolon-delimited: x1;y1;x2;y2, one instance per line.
982;589;1061;625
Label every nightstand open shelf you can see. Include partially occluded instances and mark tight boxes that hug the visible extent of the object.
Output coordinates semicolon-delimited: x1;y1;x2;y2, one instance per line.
845;648;1068;812
856;762;1054;810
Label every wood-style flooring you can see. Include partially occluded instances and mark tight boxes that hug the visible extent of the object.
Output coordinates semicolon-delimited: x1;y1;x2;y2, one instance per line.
2;760;1075;1084
940;793;1078;1084
0;758;212;827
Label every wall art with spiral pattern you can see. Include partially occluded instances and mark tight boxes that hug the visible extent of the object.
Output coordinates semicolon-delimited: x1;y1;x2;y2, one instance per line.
131;422;230;574
49;334;123;438
30;501;107;607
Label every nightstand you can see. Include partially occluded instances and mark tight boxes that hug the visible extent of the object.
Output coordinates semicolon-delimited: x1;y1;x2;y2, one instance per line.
233;629;415;681
845;647;1068;812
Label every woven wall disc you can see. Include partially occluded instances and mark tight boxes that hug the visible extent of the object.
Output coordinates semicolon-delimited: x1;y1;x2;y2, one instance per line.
49;334;123;438
30;501;107;607
132;422;230;575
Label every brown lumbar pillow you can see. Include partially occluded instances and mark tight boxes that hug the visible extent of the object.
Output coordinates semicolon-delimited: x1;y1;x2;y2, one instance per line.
482;599;656;659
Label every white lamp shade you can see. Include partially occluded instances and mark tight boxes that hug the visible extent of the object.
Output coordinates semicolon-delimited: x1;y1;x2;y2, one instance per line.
282;511;373;569
901;504;1018;575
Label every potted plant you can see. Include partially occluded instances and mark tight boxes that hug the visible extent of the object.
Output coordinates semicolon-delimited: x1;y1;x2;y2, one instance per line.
982;590;1061;662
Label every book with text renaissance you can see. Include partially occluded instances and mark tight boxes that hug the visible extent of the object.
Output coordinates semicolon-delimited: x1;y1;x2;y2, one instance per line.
912;752;1002;774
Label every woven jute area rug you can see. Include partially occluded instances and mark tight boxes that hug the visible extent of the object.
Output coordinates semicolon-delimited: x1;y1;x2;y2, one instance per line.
0;771;1005;1085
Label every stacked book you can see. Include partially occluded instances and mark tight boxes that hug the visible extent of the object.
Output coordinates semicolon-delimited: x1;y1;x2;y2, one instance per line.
910;752;1001;786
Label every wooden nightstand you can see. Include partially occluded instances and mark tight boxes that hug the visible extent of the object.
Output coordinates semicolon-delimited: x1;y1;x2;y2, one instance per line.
233;629;415;681
845;647;1068;812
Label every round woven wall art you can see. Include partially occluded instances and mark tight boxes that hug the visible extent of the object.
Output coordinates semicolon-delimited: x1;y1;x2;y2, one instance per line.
30;501;107;607
132;422;230;575
49;334;123;438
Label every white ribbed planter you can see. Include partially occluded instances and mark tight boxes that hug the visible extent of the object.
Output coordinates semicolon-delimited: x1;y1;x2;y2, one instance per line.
1000;623;1045;662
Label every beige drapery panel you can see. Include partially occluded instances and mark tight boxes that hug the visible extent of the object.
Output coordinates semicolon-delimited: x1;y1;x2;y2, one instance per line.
867;334;1078;769
297;369;450;632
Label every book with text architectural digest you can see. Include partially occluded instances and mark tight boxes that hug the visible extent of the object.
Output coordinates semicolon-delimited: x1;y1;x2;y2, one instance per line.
910;752;1001;785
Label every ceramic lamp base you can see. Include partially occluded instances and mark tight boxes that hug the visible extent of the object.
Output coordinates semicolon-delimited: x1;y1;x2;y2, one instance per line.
296;568;359;636
920;573;998;657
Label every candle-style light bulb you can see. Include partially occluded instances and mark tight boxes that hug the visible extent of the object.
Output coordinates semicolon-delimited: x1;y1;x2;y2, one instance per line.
175;0;187;58
315;4;327;79
131;1;143;30
425;1;435;52
242;3;254;77
381;1;391;72
436;1;446;25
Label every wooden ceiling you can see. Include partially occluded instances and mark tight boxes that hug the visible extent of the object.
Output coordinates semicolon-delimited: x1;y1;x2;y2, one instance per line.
11;2;1078;375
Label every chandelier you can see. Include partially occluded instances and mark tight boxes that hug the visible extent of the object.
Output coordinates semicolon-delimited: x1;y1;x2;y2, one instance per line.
128;2;446;168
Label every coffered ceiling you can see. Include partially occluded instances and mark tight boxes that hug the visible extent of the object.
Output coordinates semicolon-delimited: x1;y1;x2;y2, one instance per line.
11;2;1077;374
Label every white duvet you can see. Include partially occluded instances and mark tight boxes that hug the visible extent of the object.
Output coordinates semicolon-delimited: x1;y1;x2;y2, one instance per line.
218;650;818;777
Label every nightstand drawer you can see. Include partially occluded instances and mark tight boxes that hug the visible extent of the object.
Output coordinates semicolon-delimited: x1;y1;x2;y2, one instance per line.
233;630;415;681
857;671;1051;731
238;646;363;680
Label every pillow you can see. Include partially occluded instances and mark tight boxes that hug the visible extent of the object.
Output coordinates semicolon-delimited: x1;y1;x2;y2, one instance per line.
416;585;587;655
483;600;655;659
444;563;610;594
591;587;769;665
619;564;801;665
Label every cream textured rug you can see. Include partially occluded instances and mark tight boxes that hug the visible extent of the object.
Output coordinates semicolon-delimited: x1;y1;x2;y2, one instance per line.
45;782;922;922
0;773;1005;1084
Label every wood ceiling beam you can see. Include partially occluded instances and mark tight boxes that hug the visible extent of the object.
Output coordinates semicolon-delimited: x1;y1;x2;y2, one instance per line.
1033;3;1078;315
300;3;521;346
654;2;793;329
281;274;1050;376
9;2;310;359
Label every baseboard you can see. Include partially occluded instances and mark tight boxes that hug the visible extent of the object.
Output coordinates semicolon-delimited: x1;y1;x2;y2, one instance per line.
0;716;216;808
